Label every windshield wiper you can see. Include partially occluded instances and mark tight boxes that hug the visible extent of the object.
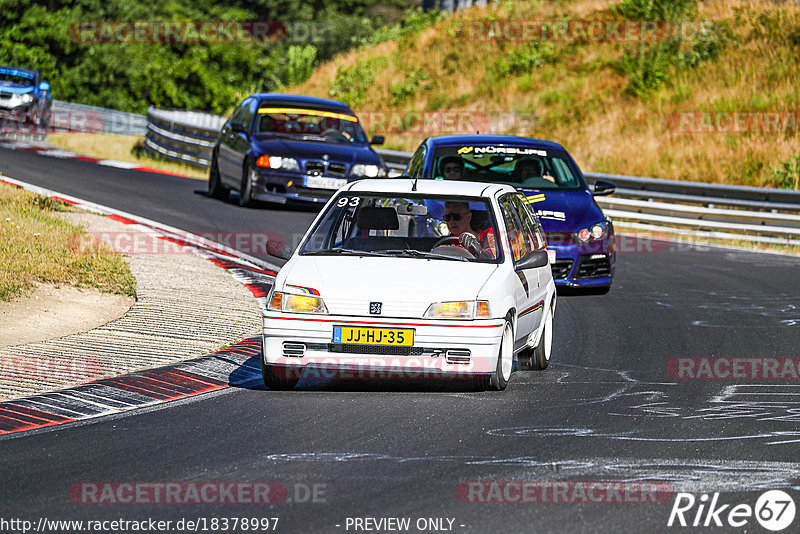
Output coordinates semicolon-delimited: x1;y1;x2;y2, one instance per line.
383;249;469;262
304;248;393;257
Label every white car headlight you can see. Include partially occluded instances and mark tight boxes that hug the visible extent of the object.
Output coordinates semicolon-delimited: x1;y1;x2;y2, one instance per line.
424;300;491;319
351;164;385;178
20;93;33;103
268;291;327;314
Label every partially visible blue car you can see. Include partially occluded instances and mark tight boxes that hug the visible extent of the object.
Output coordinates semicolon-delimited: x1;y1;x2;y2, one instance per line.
0;66;51;126
209;93;387;207
406;134;616;291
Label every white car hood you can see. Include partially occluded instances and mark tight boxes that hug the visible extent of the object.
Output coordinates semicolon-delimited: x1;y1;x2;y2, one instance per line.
279;256;497;317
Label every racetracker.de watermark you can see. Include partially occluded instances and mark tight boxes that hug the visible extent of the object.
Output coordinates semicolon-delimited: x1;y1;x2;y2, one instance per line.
69;20;341;44
667;111;800;134
69;21;283;44
69;482;327;504
464;19;713;42
0;355;105;382
357;111;536;135
0;110;106;134
456;481;674;503
667;357;800;380
267;358;483;381
71;231;287;256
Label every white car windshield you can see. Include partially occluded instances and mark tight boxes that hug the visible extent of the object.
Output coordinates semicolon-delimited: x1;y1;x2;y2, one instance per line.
300;193;502;263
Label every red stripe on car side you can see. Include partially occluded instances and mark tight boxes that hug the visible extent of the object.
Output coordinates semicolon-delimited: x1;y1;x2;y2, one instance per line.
263;316;504;328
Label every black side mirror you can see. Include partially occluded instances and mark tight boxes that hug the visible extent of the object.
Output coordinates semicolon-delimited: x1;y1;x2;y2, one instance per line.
370;135;385;145
592;180;615;196
230;121;248;135
271;247;292;261
516;249;549;270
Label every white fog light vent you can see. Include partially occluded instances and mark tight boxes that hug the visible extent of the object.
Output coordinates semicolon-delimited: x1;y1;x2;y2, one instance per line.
445;349;471;364
282;342;306;357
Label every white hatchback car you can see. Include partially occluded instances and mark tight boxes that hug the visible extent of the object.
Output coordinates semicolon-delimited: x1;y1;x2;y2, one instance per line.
262;179;556;390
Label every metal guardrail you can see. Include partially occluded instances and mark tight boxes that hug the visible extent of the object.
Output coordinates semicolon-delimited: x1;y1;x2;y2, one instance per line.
372;148;800;244
52;100;147;135
143;107;225;167
141;109;800;244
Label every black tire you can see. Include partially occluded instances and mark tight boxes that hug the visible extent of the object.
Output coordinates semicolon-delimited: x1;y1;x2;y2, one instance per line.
531;305;553;370
261;356;301;390
489;320;514;391
239;162;254;207
208;154;229;200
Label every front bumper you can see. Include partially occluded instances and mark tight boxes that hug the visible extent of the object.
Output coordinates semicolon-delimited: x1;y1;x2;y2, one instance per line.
547;234;615;288
0;94;34;112
263;312;506;378
0;102;32;113
251;169;360;204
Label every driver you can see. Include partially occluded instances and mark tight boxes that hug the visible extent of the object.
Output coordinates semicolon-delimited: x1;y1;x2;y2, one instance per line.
318;116;352;141
514;158;556;186
438;156;465;180
443;201;496;259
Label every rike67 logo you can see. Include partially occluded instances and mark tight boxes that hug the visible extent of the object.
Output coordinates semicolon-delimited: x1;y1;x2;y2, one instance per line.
668;490;796;531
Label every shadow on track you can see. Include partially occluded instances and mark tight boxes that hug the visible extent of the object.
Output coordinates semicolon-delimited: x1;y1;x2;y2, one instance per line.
226;348;527;394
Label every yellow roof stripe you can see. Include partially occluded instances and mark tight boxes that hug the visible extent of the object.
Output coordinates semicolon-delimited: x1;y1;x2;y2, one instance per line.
257;107;358;122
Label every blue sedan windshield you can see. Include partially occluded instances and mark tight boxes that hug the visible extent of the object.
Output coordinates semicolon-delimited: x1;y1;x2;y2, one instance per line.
431;145;582;190
255;108;368;144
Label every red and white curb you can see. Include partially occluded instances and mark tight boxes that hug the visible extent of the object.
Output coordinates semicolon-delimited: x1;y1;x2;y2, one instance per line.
0;138;190;178
0;176;280;437
0;338;263;436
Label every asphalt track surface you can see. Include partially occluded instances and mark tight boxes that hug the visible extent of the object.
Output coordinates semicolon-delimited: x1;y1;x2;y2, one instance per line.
2;146;800;533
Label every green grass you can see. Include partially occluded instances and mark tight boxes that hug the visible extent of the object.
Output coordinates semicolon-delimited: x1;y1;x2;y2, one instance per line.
0;184;136;301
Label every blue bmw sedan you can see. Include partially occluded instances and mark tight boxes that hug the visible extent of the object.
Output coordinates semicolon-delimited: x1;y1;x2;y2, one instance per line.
209;93;387;206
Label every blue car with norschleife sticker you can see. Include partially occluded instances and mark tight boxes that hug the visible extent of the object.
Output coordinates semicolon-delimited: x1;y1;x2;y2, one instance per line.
406;134;616;292
0;66;52;126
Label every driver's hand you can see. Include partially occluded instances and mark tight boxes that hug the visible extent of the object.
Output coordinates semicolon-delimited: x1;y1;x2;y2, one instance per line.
459;232;482;254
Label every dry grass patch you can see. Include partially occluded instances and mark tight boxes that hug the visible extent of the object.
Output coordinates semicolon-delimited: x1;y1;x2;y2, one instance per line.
0;184;136;301
289;0;800;188
47;133;209;180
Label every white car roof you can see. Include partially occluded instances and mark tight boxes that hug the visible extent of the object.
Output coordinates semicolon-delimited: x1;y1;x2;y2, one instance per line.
345;178;516;198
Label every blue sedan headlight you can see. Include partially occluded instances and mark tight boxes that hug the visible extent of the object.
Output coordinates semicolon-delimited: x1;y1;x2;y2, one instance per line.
576;221;608;243
256;155;300;171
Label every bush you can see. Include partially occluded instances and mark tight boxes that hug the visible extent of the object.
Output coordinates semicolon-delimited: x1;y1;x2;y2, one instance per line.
617;10;727;97
619;40;679;97
328;58;385;107
768;154;800;190
492;42;556;78
279;45;318;88
614;0;698;22
390;69;429;105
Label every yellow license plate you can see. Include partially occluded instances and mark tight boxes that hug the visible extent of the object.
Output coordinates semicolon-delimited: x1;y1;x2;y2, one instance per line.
333;326;414;346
